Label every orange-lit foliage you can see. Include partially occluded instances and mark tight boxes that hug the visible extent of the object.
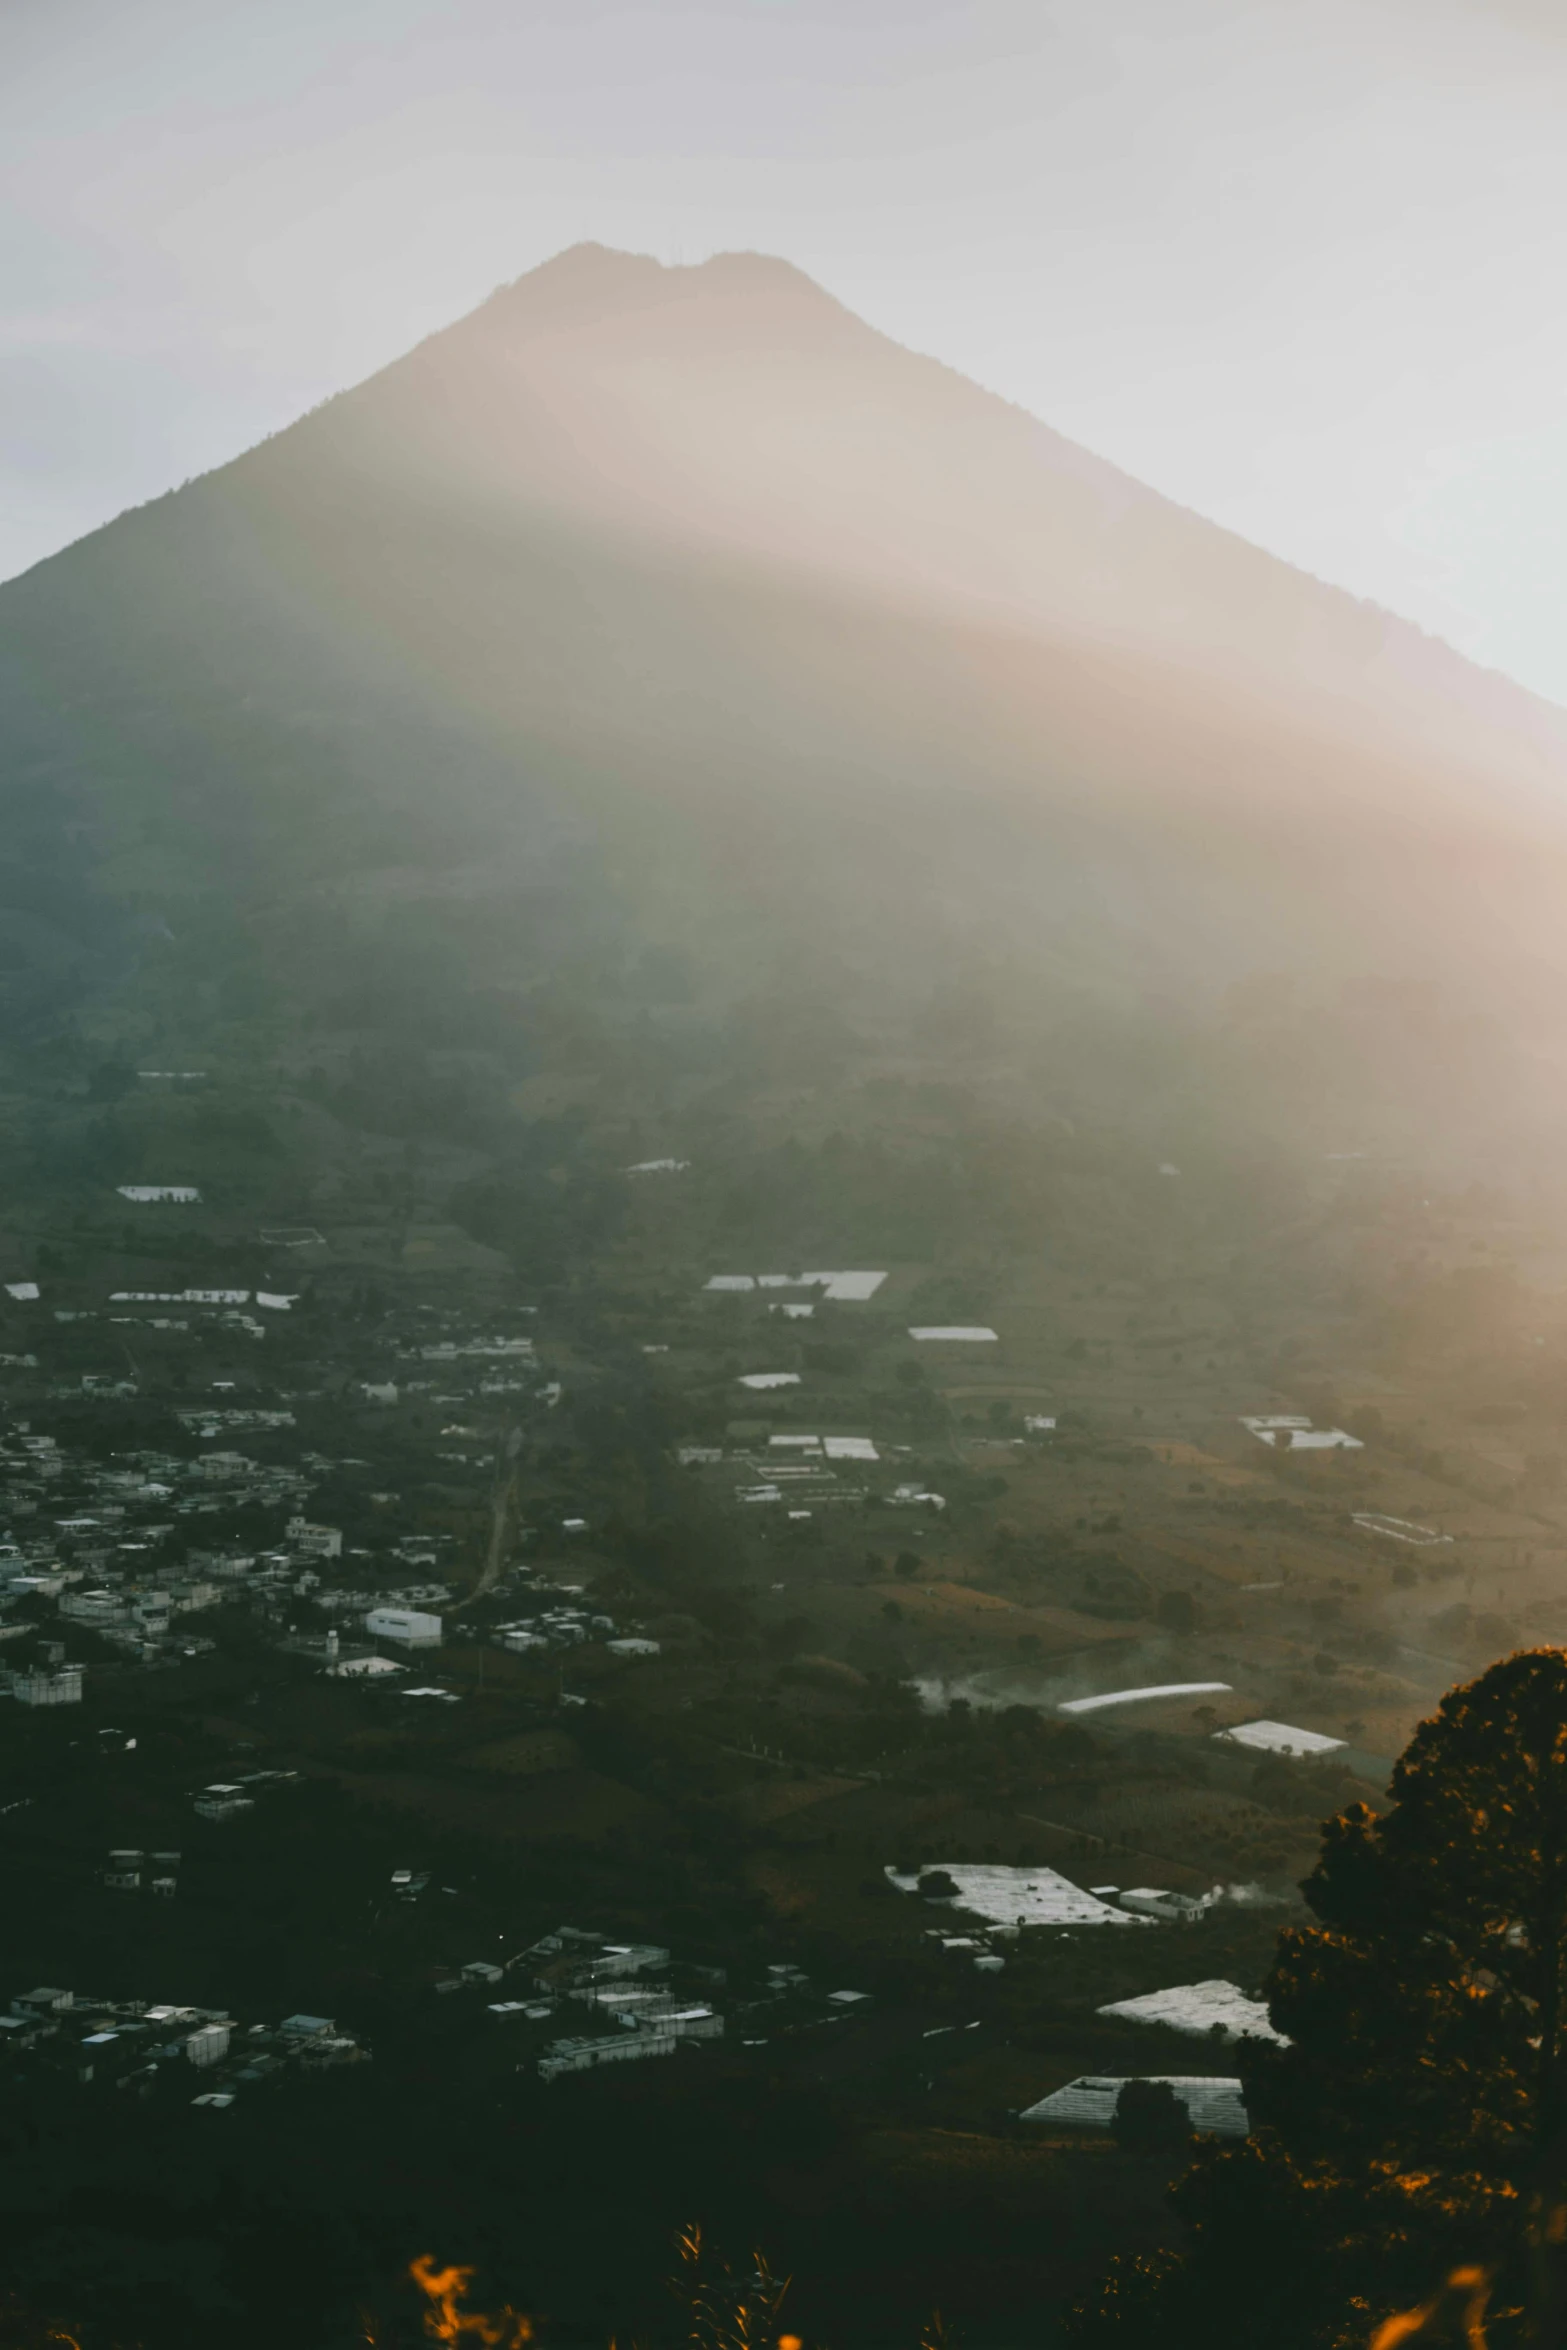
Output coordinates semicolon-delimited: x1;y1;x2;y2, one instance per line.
0;2290;90;2350
1368;2265;1491;2349
409;2258;533;2350
670;2222;791;2350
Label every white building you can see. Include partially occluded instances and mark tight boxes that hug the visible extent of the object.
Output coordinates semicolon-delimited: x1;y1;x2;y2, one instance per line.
194;1785;254;1822
365;1607;442;1649
1217;1719;1346;1758
186;2023;231;2068
287;1517;343;1561
191;1452;253;1482
1240;1416;1363;1452
574;1943;670;1981
60;1591;125;1624
1117;1887;1210;1923
11;1664;84;1707
538;2033;677;2082
908;1326;998;1343
643;2004;722;2042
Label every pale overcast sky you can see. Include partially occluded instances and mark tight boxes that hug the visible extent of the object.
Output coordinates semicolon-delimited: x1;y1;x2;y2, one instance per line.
5;0;1567;701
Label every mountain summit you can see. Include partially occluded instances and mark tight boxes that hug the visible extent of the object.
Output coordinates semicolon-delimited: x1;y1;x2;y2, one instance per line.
1;243;1565;1180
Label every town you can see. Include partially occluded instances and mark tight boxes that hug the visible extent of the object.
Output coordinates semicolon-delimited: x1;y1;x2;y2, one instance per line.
1;1101;1559;2345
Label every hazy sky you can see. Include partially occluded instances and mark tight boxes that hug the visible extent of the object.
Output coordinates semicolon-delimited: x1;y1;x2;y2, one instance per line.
6;0;1567;702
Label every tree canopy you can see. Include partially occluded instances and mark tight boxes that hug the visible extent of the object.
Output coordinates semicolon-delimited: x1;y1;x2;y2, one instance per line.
1071;1648;1567;2348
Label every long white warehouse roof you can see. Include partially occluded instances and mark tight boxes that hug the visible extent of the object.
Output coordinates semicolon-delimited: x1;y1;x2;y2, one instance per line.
1021;2075;1247;2135
1060;1682;1232;1716
885;1863;1147;1928
1217;1719;1345;1756
1097;1979;1287;2044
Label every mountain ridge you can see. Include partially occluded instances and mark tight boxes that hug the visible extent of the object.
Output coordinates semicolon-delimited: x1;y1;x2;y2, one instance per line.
0;240;1565;1199
22;240;1566;819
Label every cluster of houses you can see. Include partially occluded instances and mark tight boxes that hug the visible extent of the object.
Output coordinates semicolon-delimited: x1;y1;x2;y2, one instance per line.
0;1376;486;1687
100;1845;181;1896
441;1926;890;2084
677;1434;924;1516
0;1984;368;2103
0;1485;376;1684
0;1278;575;1713
487;1585;658;1662
512;1930;726;2080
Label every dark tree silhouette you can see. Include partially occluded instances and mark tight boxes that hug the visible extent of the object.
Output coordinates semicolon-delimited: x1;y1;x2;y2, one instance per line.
1112;2079;1191;2159
1071;1648;1567;2347
1255;1645;1567;2191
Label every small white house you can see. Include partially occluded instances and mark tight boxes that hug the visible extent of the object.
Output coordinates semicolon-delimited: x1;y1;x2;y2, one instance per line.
186;2023;231;2068
191;1451;252;1482
194;1786;254;1822
287;1516;343;1561
366;1607;442;1649
10;1664;84;1707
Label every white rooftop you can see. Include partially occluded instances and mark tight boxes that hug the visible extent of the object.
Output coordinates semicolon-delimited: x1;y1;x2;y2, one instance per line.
885;1863;1147;1928
737;1372;801;1390
803;1271;887;1302
1240;1416;1362;1451
1097;1979;1287;2045
706;1271;886;1301
909;1326;998;1343
1060;1682;1231;1716
1352;1513;1452;1545
1020;2075;1247;2135
1218;1719;1345;1757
